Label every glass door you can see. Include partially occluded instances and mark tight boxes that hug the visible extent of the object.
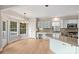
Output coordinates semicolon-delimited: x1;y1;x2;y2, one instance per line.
2;21;8;47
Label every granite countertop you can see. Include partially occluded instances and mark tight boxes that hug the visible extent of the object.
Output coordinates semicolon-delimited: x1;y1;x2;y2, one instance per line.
59;35;78;46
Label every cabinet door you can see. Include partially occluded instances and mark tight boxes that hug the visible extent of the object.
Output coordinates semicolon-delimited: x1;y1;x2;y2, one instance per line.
52;39;65;54
38;22;41;28
61;43;76;54
76;46;79;54
52;39;76;54
53;33;60;39
63;19;78;28
44;21;51;28
38;21;51;28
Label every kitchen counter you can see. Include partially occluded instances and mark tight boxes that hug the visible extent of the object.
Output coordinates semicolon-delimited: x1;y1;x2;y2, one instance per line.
59;35;78;46
45;36;79;54
36;32;52;39
60;28;78;46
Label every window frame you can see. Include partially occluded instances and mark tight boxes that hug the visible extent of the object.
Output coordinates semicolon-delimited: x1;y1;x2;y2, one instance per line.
3;21;6;31
20;23;26;34
10;21;17;32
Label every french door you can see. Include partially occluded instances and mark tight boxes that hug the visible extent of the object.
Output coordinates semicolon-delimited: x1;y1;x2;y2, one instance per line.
2;20;8;47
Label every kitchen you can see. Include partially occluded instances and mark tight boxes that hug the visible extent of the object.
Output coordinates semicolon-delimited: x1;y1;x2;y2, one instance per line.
36;14;79;54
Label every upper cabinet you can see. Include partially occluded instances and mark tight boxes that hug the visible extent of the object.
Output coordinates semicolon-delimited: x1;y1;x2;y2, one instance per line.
62;19;78;28
37;19;52;28
60;15;78;28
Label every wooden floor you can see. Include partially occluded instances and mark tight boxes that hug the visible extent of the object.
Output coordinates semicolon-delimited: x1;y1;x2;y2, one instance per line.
2;39;53;54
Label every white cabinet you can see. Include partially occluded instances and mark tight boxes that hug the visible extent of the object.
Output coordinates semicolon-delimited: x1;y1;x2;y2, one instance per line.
50;39;76;54
60;19;63;28
63;19;78;28
76;46;79;54
38;21;42;28
52;33;60;39
52;21;60;31
38;21;51;28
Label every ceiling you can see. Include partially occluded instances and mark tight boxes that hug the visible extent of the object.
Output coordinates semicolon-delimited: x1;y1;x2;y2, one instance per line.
0;5;16;10
1;5;79;18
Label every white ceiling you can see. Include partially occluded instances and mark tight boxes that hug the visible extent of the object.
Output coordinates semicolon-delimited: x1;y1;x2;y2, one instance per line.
1;5;79;18
0;5;16;10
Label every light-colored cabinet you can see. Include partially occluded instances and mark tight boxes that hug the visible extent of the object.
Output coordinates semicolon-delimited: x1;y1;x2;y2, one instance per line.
52;32;60;39
62;19;78;28
76;46;79;54
50;38;76;54
38;20;51;28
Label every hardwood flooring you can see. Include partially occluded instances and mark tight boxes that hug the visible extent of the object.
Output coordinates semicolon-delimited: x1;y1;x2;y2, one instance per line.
2;39;53;54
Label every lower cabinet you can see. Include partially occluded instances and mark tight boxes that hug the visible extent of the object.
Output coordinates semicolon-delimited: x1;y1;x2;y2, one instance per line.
50;39;77;54
76;46;79;54
52;33;60;39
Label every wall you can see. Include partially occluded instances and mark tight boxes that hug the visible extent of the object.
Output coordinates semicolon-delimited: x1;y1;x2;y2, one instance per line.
28;18;36;39
78;15;79;45
0;10;37;48
0;10;2;49
0;11;30;48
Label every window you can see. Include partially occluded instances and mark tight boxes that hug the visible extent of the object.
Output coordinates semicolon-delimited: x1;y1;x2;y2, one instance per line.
3;21;6;31
20;23;26;34
10;21;17;32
